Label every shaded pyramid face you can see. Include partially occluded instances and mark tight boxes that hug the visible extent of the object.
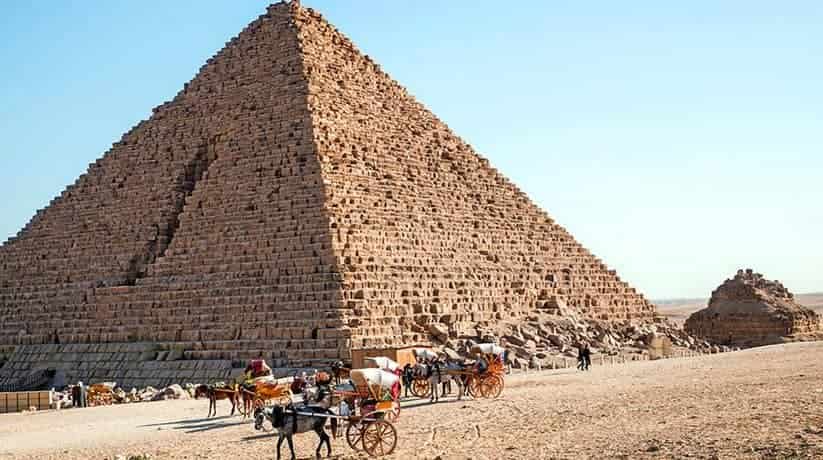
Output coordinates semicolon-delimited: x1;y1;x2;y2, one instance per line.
0;1;654;386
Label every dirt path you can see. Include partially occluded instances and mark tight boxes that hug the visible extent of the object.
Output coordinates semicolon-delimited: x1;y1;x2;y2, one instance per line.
3;342;823;459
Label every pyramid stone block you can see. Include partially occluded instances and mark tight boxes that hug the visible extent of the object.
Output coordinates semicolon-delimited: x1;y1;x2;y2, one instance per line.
0;1;656;385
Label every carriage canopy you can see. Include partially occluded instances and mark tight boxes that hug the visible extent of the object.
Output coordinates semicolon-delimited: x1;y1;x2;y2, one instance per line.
364;356;399;372
470;343;505;357
350;368;400;401
412;348;438;361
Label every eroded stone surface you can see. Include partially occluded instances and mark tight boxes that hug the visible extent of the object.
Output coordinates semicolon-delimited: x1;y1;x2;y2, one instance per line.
1;1;657;385
685;269;820;346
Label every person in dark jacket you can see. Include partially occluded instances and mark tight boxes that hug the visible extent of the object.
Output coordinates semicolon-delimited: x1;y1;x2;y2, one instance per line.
402;363;414;398
71;384;80;408
582;344;592;371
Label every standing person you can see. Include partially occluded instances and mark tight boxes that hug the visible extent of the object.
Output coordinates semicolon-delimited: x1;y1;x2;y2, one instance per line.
244;355;272;381
476;355;489;375
583;344;592;371
71;384;80;408
78;381;87;408
402;363;413;398
577;346;586;371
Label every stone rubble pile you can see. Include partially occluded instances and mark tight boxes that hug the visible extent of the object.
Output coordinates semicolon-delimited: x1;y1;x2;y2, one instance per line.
426;305;715;370
685;269;821;347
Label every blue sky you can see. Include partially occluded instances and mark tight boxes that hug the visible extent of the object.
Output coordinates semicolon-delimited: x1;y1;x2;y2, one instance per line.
1;1;820;299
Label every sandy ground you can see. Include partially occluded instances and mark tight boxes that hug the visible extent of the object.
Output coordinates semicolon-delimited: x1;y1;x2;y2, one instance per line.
3;342;823;460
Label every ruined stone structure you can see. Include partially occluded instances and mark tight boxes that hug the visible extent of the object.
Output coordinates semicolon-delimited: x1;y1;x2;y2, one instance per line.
685;269;820;347
0;1;656;387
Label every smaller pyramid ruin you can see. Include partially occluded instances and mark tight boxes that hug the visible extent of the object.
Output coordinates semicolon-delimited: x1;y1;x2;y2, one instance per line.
685;269;820;347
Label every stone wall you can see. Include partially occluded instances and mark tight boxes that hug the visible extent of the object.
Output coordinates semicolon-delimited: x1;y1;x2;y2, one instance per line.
0;344;238;390
294;5;656;349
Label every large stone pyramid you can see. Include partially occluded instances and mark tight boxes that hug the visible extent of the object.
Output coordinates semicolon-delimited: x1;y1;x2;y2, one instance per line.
0;1;655;387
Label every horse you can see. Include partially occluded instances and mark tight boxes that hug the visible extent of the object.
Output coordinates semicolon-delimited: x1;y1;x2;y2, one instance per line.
239;383;256;417
418;360;464;403
239;379;293;417
195;384;239;418
254;404;338;460
330;361;350;385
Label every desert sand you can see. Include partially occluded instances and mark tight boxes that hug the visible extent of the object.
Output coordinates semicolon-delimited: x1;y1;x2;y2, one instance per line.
2;342;823;460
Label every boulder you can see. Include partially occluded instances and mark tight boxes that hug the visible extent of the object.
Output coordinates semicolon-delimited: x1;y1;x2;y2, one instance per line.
152;384;190;401
504;334;526;347
428;323;449;342
139;386;159;401
546;334;564;347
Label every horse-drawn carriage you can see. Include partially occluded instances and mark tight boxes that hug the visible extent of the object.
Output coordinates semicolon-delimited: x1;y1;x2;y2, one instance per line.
86;382;116;406
408;348;438;398
335;368;401;423
408;344;506;400
464;343;506;399
253;368;399;458
336;368;400;455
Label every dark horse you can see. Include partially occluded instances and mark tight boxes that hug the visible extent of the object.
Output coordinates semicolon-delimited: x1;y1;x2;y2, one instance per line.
194;384;239;417
254;405;338;460
330;360;350;385
419;360;465;402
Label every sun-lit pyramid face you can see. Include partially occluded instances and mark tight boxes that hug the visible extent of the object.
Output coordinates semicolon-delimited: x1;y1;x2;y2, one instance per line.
0;1;655;387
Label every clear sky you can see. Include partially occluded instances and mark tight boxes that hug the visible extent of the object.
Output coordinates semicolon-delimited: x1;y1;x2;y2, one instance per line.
1;1;821;299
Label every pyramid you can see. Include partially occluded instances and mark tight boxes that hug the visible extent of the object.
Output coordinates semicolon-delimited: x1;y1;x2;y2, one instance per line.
685;269;820;347
0;1;656;387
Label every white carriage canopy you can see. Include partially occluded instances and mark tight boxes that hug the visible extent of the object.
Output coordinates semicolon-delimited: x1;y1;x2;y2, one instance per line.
350;368;400;401
471;343;506;357
412;348;439;361
364;356;399;372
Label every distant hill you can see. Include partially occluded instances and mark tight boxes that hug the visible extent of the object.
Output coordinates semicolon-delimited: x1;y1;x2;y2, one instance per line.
655;293;823;325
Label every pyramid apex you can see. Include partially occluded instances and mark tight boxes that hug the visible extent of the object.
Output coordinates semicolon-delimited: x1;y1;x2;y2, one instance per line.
267;0;302;14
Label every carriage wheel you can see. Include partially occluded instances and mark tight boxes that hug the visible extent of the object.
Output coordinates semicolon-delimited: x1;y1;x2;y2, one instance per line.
477;376;495;399
477;375;503;399
346;422;365;451
483;375;504;399
253;398;265;411
466;376;481;398
411;378;430;398
362;420;398;457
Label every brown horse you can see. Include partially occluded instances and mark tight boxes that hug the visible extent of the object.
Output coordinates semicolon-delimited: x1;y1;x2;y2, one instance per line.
239;384;256;417
195;384;239;417
239;380;293;417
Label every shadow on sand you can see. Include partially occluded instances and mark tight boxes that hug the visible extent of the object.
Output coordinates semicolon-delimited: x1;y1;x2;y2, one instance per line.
138;413;251;433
